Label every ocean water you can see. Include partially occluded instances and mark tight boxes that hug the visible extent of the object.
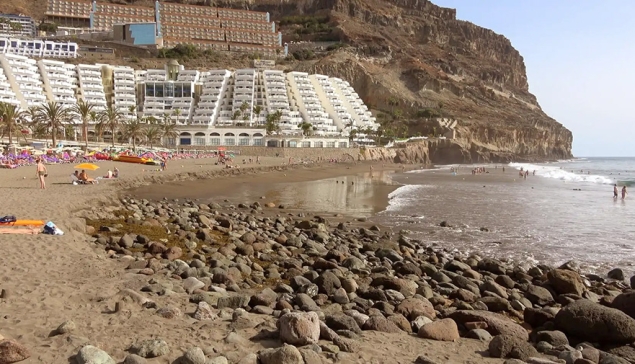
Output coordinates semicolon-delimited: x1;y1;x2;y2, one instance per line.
377;157;635;275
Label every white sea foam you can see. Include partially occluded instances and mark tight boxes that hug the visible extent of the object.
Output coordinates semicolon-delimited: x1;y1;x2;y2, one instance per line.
384;184;431;211
509;162;614;185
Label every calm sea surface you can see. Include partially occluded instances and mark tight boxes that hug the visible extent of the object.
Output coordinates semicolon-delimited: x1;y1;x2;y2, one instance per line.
376;157;635;275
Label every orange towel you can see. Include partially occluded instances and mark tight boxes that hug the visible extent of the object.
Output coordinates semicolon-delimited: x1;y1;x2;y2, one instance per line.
0;228;40;234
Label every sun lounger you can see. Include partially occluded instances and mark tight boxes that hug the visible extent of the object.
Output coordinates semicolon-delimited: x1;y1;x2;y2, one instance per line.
71;174;88;185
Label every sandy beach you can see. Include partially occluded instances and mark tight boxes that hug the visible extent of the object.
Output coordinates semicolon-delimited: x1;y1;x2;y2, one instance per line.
0;156;502;364
2;158;634;364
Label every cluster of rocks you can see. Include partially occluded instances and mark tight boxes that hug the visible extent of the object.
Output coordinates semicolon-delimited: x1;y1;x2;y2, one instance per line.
68;197;635;364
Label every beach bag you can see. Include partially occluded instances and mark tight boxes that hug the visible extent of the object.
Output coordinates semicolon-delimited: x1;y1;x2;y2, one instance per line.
0;215;16;223
43;221;64;235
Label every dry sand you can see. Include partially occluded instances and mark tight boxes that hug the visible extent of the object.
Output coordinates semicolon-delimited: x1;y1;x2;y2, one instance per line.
0;156;504;363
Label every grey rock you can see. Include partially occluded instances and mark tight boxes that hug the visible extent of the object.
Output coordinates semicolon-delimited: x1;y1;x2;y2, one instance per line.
76;345;116;364
554;299;635;343
180;347;206;364
216;295;250;309
123;354;147;364
536;330;569;346
57;320;76;335
467;329;492;341
449;310;529;340
130;339;169;358
489;334;539;361
258;345;303;364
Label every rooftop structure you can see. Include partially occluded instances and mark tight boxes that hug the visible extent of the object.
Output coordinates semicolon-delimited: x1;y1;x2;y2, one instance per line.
0;14;37;37
0;37;79;58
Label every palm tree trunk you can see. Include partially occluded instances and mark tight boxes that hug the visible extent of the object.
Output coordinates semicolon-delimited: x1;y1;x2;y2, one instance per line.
83;123;88;151
51;126;57;147
111;127;115;147
8;128;12;145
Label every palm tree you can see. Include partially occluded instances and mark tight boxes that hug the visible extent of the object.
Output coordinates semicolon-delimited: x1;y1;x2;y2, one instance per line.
100;105;124;147
172;108;182;124
0;102;24;145
37;101;72;147
89;111;103;143
161;123;178;147
144;125;161;149
72;99;95;150
122;117;144;151
253;105;262;124
265;110;282;136
298;121;313;137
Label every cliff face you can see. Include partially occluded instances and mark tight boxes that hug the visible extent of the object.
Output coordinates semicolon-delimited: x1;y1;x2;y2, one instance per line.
283;0;573;162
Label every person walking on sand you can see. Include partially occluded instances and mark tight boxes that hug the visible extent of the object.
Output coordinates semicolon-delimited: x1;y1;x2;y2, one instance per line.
622;186;627;200
36;158;47;189
614;184;619;199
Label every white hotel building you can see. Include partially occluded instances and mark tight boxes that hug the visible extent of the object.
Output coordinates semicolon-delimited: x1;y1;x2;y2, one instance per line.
0;57;378;147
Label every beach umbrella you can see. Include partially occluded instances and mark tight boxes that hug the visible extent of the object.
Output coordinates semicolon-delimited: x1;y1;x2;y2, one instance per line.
75;163;100;171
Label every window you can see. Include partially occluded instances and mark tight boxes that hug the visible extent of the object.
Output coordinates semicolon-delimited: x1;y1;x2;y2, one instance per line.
253;138;263;146
165;83;174;97
194;137;205;146
145;84;155;97
174;83;182;98
339;142;348;148
239;138;249;146
301;141;311;148
183;84;191;97
165;138;176;146
155;84;164;97
210;138;220;146
326;142;336;148
314;141;323;148
288;141;297;147
224;138;235;146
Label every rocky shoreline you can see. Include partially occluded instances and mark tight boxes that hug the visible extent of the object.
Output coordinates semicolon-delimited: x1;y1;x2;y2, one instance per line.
4;192;635;364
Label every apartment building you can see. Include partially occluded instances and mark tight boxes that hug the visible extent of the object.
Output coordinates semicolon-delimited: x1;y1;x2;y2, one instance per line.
0;14;37;37
286;72;338;135
137;61;199;123
37;59;78;111
261;70;302;132
226;69;257;126
0;38;79;58
0;54;47;110
0;66;19;106
329;77;378;130
76;64;107;113
112;66;137;119
192;69;231;126
45;0;285;57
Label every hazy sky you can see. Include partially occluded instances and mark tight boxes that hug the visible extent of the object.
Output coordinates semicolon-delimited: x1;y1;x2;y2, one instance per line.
431;0;634;157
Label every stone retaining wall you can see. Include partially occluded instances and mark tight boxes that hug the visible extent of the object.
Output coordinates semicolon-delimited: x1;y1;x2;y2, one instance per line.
226;146;360;160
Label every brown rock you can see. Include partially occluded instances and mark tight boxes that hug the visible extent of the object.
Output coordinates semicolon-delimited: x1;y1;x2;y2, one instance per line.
362;315;401;333
163;246;182;260
278;312;320;345
547;269;585;296
465;321;488;330
156;306;181;319
148;242;167;255
449;310;529;341
0;339;31;363
388;314;412;333
396;297;436;320
417;319;460;341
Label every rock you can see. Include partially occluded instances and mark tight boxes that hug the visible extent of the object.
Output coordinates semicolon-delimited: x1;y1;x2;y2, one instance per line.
278;311;320;345
334;336;360;353
467;329;492;341
0;340;31;364
123;354;147;364
559;350;583;364
325;315;362;334
207;357;229;364
180;347;206;364
412;316;433;332
417;318;459;341
414;355;441;364
525;284;555;306
535;330;569;346
547;269;585;296
217;295;250;309
130;339;170;358
56;320;76;334
362;315;401;333
183;277;205;294
332;288;350;304
258;344;304;364
479;296;512;312
524;307;556;328
156;306;181;319
164;246;182;260
554;299;635;343
489;334;539;361
240;232;256;244
193;301;218;321
611;291;635;319
449;310;529;340
396;297;436;320
75;345;114;364
250;288;278;307
315;272;341;296
608;268;625;281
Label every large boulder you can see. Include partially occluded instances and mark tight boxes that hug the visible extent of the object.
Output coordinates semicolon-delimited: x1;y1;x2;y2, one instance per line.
75;345;115;364
524;284;555;306
449;310;529;341
488;335;538;361
258;345;303;364
547;269;585;296
278;312;320;345
554;299;635;343
417;319;460;341
396;297;436;320
611;291;635;319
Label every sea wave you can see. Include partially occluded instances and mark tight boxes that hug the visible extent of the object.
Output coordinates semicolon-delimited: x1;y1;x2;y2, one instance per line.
508;162;614;185
384;184;432;211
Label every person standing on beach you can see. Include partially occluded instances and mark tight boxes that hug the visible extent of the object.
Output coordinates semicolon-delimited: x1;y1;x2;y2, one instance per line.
614;184;619;199
622;186;627;200
36;158;47;189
